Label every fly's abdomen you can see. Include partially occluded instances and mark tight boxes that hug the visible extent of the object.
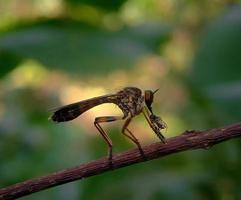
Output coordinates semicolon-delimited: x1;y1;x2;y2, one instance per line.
51;104;83;122
50;94;117;122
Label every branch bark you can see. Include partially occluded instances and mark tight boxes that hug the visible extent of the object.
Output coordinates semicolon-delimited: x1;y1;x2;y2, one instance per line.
1;122;241;200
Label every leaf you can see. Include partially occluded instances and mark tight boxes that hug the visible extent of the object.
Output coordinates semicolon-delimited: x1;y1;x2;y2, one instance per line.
0;22;170;76
191;6;241;121
0;50;23;77
64;0;128;11
192;6;241;86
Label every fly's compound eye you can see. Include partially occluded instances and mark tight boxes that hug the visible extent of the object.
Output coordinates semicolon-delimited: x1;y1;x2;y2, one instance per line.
144;90;154;113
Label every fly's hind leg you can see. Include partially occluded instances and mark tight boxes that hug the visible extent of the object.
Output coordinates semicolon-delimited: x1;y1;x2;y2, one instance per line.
121;117;146;158
94;116;122;166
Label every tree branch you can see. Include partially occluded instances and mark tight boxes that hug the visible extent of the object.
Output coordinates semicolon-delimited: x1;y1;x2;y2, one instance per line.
1;122;241;200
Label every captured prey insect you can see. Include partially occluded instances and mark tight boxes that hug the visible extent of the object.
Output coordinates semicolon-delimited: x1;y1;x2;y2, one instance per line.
50;87;167;164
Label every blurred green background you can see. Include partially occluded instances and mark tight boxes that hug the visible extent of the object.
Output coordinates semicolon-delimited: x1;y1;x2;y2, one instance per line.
1;0;241;199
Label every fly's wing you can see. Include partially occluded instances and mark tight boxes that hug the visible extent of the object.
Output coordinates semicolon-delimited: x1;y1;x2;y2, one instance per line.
50;94;117;122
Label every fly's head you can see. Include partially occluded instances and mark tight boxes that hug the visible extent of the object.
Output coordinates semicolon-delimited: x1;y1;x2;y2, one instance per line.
144;89;167;143
144;89;159;114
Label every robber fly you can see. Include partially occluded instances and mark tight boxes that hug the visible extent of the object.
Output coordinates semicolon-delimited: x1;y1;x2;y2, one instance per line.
50;87;167;164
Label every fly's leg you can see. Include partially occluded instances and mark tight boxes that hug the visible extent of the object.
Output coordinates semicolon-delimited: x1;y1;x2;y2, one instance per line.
94;116;122;166
142;107;166;143
142;107;157;133
121;117;145;158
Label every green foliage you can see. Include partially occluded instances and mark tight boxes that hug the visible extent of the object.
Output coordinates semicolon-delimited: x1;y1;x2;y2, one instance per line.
0;21;170;76
0;50;22;77
65;0;128;11
192;6;241;86
191;5;241;123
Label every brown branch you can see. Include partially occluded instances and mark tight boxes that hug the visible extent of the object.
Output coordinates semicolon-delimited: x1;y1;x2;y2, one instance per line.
1;122;241;200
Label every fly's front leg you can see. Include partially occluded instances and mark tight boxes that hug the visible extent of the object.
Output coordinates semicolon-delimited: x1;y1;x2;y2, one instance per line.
142;107;166;143
94;116;122;166
121;117;145;158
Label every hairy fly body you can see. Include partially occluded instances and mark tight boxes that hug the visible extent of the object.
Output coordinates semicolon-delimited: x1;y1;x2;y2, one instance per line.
50;87;167;164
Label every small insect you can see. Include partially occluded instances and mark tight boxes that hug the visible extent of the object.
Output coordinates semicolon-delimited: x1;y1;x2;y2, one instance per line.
50;87;167;164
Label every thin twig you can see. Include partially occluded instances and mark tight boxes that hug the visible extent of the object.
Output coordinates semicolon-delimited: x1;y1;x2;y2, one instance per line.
1;122;241;200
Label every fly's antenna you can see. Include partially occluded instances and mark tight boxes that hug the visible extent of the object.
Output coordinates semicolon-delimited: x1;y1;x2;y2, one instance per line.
153;88;159;94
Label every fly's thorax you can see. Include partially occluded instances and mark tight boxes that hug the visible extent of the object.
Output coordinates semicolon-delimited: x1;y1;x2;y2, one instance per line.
135;95;145;115
116;87;144;117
